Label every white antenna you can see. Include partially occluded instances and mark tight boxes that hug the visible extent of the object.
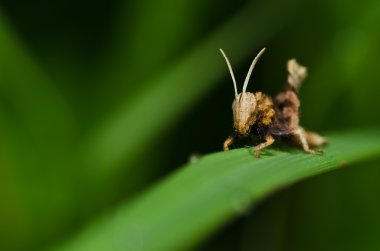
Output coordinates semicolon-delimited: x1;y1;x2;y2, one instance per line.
242;48;266;93
220;48;238;99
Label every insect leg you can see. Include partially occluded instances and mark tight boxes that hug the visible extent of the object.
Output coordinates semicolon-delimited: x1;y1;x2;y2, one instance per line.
293;127;317;154
305;130;327;147
223;135;235;151
253;135;275;158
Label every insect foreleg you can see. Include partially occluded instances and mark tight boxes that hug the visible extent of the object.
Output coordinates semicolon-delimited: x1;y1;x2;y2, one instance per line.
223;135;235;151
253;135;275;158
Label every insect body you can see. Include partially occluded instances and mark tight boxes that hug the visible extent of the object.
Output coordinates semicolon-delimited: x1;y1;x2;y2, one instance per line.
221;48;326;157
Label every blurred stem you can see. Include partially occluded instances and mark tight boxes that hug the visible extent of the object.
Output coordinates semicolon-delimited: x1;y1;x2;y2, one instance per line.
0;8;77;250
0;9;75;149
88;0;206;119
112;0;203;78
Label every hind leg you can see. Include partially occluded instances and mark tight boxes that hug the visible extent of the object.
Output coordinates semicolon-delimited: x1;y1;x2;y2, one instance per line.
293;126;316;154
253;135;275;158
293;127;318;154
305;130;327;147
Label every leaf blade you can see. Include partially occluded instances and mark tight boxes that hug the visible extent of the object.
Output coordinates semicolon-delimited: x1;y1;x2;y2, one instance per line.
51;129;380;251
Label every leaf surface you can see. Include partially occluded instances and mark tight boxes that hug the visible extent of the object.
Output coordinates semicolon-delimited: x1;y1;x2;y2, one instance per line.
52;129;380;251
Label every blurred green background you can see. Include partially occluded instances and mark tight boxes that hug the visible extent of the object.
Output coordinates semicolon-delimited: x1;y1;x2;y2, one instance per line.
0;0;379;250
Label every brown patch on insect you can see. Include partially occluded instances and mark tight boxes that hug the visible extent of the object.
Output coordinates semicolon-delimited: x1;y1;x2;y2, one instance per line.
220;48;326;157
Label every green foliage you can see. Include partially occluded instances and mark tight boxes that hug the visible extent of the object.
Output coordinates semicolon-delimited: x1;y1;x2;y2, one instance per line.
0;0;380;250
50;130;380;251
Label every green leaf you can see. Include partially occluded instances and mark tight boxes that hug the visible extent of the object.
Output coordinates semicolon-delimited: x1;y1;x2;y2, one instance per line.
51;129;380;251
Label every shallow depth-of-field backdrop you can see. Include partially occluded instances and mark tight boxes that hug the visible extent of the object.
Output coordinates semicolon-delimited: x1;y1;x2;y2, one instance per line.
1;0;380;250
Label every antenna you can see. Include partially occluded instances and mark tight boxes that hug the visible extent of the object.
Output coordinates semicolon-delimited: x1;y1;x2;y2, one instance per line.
220;48;238;99
242;48;266;93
